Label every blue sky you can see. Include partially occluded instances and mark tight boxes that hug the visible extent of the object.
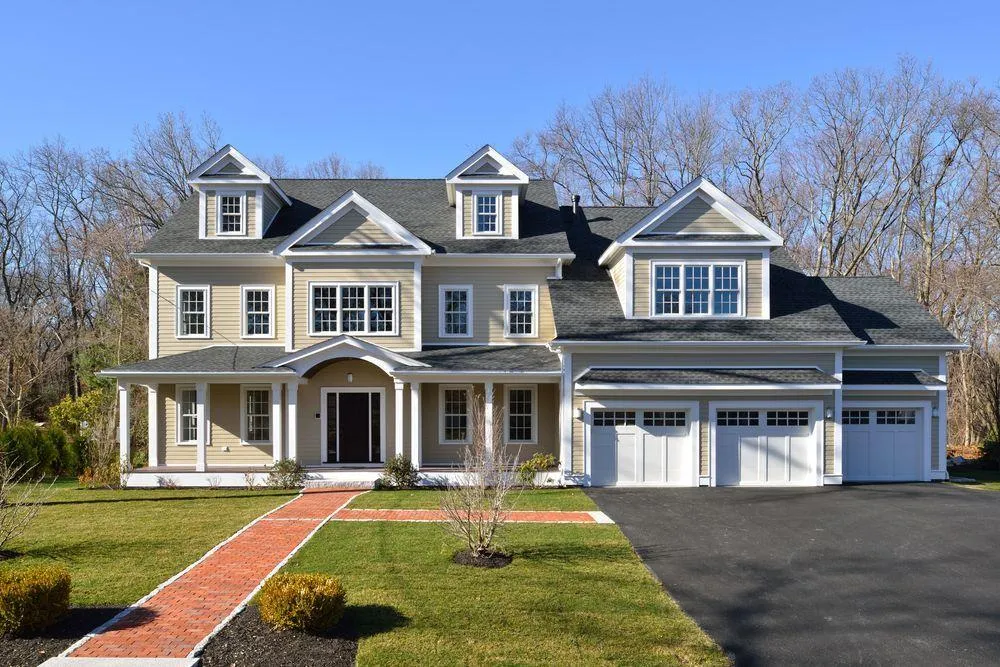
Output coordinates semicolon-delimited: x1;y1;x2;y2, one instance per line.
2;0;997;176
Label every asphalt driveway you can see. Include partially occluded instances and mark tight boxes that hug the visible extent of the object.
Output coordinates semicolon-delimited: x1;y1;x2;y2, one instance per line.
587;484;1000;666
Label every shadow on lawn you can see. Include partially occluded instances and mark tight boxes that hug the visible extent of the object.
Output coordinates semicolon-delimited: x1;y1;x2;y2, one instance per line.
39;492;294;507
339;604;410;639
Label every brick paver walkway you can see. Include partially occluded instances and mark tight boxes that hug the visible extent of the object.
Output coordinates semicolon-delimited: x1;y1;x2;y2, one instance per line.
332;508;610;523
67;489;361;660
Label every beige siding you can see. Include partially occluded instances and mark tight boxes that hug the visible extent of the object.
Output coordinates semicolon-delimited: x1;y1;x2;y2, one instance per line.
207;384;273;466
421;265;556;344
205;190;257;239
158;267;286;356
609;254;627;305
649;197;751;235
634;252;764;318
292;262;415;350
824;394;835;473
460;189;514;237
843;353;941;375
307;209;399;246
574;351;837;374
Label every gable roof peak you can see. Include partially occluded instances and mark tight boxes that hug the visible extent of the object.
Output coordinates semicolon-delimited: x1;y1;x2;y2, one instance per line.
187;144;292;206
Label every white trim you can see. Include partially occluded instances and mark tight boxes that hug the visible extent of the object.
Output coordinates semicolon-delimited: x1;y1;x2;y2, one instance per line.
438;284;474;338
134;253;284;266
576;383;839;392
148;265;158;358
439;384;474;445
843;385;945;392
214;190;247;236
559;351;573;473
306;281;400;337
195;382;207;472
553;339;865;348
394;380;405;458
455;190;464;238
708;400;824;487
239;384;273;446
761;248;771;319
175;285;211;339
472;191;504;236
118;381;130;465
648;260;746;318
504;384;538;445
573;363;830;383
265;335;427;375
254;187;264;240
938;390;947;474
423;253;575;266
834;350;843;478
186;144;292;205
624;252;634;318
146;384;158;467
484;381;494;452
284;263;293;352
414;260;423;350
842;400;934;482
198;190;207;239
287;382;298;461
320;386;387;465
240;285;275;339
410;383;422;468
503;284;539;338
271;382;283;461
175;384;199;445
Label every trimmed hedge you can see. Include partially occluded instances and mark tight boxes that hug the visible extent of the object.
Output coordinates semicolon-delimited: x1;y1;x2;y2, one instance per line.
256;573;346;633
0;565;72;637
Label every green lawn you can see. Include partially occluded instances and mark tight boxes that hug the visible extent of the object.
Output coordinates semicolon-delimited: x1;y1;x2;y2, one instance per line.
0;480;296;606
349;488;597;511
949;468;1000;490
286;521;725;666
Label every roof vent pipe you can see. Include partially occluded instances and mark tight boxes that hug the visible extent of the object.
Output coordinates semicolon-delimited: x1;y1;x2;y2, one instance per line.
572;194;580;214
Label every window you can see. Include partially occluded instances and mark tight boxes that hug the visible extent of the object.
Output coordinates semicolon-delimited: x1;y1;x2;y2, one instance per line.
177;286;209;338
842;410;870;425
651;262;743;317
766;410;810;427
217;192;245;234
440;386;470;444
504;285;537;337
643;411;686;427
507;386;536;443
177;387;198;443
592;410;636;426
439;286;472;337
243;387;271;443
474;193;500;234
717;410;759;427
876;409;916;425
309;283;398;335
242;286;273;338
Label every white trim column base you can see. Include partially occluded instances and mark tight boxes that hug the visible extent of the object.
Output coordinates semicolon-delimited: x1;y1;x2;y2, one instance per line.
287;383;298;461
118;382;130;466
272;382;283;463
394;381;405;459
823;474;844;485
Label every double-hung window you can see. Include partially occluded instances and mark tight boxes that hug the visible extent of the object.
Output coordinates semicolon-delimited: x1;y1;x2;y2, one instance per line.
504;285;537;338
440;385;470;444
474;193;501;234
440;286;472;337
652;262;743;317
243;387;271;443
217;192;246;235
506;386;536;444
177;286;209;338
177;387;199;444
309;283;398;335
242;286;273;338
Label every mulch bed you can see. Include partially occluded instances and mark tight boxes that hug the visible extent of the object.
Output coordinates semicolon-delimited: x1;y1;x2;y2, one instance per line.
199;606;357;667
0;606;122;667
452;549;513;568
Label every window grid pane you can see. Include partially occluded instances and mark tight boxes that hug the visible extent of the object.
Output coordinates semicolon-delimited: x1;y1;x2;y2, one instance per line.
244;289;271;336
219;195;243;233
684;265;710;314
368;286;394;333
654;265;681;315
180;389;198;442
876;409;916;425
443;388;468;442
643;410;686;427
592;410;636;426
340;286;366;332
713;265;740;315
179;289;206;336
842;410;870;425
717;410;759;427
312;286;339;333
508;389;533;442
766;410;810;427
245;389;271;442
476;195;498;233
443;289;469;335
507;289;535;335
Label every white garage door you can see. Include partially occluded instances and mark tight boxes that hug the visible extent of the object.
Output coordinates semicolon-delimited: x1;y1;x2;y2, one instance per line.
590;408;694;486
844;408;925;482
715;409;818;486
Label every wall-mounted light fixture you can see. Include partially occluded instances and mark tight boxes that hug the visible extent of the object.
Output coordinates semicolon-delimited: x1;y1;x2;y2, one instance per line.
825;408;834;419
575;407;585;420
932;407;939;417
347;373;354;384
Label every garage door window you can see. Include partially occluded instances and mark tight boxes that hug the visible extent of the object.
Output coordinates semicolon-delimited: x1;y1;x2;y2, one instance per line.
593;410;636;426
643;411;686;427
876;409;916;425
766;410;809;427
717;410;759;426
842;410;869;425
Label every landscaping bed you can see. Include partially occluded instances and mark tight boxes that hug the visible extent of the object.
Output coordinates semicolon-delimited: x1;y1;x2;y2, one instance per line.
0;606;120;667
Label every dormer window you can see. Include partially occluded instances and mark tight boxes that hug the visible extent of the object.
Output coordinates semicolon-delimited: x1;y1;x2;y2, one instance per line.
652;262;743;317
217;192;246;235
474;193;501;234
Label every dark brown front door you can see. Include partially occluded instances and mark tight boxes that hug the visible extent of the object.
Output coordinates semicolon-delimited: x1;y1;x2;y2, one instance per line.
325;391;380;464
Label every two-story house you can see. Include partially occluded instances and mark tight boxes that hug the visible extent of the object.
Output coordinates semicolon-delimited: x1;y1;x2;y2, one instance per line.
103;144;963;487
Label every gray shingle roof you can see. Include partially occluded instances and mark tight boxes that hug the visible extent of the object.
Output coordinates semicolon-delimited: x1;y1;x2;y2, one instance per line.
404;345;560;373
106;346;287;374
577;367;838;386
142;179;570;255
842;370;945;386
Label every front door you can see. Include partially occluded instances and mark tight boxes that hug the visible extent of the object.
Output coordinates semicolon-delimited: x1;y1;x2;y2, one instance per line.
322;389;384;464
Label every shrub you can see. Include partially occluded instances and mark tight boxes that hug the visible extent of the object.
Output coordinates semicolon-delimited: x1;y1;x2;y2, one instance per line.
256;573;346;633
981;437;1000;466
268;459;305;489
378;454;419;489
516;452;558;487
0;565;71;637
0;424;58;475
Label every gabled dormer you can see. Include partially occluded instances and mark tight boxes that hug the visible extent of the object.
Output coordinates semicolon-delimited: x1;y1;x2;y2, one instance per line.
599;177;783;320
187;145;292;240
445;145;529;239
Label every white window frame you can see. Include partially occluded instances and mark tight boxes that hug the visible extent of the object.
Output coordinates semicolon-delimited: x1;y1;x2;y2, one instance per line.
505;384;538;445
175;384;199;445
503;284;539;338
307;282;400;337
240;385;272;445
649;260;745;318
241;285;275;339
215;190;247;236
438;285;473;338
473;192;503;236
439;384;473;445
175;285;211;339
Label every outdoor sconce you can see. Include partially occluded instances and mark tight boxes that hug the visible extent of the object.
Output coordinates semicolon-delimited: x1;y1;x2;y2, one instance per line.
575;407;585;420
347;373;354;384
825;408;834;419
932;407;939;417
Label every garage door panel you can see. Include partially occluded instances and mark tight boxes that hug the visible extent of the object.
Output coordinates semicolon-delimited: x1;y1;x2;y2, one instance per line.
716;408;819;487
740;435;762;483
641;433;663;483
616;431;637;484
589;407;695;487
787;435;813;483
591;429;616;487
844;408;925;482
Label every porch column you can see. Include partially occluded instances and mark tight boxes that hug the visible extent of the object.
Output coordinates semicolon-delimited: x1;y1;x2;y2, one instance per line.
558;351;573;473
195;381;207;472
410;382;421;469
271;382;284;463
117;381;130;466
146;384;159;467
394;380;405;458
484;381;494;453
287;382;298;461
